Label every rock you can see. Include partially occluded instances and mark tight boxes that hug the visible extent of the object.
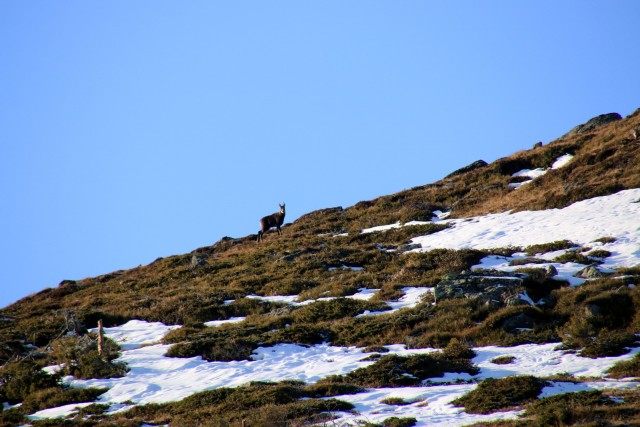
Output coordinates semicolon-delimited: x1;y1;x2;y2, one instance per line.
435;270;525;306
545;265;558;278
501;313;535;333
563;113;622;138
445;160;488;179
504;294;533;307
191;254;208;270
584;303;602;317
533;141;543;149
626;108;640;119
574;265;606;279
397;243;422;252
537;296;555;307
267;305;296;317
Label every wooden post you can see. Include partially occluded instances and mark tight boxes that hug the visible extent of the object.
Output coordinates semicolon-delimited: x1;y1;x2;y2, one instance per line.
97;319;105;360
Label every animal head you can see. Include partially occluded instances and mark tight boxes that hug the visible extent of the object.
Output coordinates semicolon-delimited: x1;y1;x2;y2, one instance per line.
279;203;286;214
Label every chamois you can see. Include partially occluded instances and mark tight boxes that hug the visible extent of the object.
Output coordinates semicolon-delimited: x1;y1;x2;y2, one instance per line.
257;203;286;242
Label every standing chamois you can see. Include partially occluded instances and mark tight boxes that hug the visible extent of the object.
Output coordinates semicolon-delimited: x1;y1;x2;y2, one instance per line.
257;203;286;242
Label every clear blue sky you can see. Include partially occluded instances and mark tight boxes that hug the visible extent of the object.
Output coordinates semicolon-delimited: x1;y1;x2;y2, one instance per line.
2;2;639;308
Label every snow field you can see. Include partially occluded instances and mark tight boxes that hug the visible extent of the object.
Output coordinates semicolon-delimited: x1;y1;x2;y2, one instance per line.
30;188;640;425
31;320;640;425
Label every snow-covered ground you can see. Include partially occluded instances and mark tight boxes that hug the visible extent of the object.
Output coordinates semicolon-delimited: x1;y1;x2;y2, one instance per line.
30;320;640;425
244;286;431;314
509;153;574;189
28;188;640;425
411;188;640;270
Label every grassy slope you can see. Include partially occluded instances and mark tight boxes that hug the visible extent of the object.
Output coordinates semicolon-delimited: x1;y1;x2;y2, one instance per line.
1;109;640;426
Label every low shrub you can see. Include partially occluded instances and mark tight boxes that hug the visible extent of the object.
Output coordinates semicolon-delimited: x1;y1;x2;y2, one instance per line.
363;345;390;353
75;403;110;417
266;324;333;346
579;329;638;358
606;352;640;379
552;250;594;265
594;237;617;244
323;349;478;388
558;289;637;352
49;335;128;379
587;249;612;259
453;376;548;414
508;257;547;266
163;382;355;427
381;397;411;405
292;298;391;323
0;359;60;404
525;240;576;256
524;390;612;427
490;356;516;365
21;386;107;413
165;337;258;362
0;407;28;427
383;416;418;427
303;382;365;397
441;338;476;360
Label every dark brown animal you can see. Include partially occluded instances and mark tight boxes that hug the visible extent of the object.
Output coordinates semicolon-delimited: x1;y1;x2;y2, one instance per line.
257;203;286;242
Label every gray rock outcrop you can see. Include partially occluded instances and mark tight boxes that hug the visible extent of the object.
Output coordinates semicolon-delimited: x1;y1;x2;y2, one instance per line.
574;264;607;279
435;270;526;306
563;113;622;138
190;254;208;270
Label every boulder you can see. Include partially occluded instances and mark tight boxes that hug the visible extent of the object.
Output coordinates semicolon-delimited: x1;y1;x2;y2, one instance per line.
563;113;622;138
574;265;606;279
501;313;535;333
584;303;602;317
435;270;525;306
190;254;208;270
397;243;422;252
545;265;558;277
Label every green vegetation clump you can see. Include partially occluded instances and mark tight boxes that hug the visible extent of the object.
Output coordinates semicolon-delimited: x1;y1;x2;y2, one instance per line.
579;330;638;359
378;416;418;427
606;352;640;379
557;284;638;356
552;250;594;265
49;334;128;379
21;386;107;414
453;375;548;414
490;356;516;365
594;237;617;244
0;358;108;426
291;298;391;323
381;397;412;406
0;359;59;404
322;344;478;388
105;381;357;427
360;417;419;427
586;249;612;259
508;257;547;266
525;240;576;256
165;336;259;362
523;390;613;427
